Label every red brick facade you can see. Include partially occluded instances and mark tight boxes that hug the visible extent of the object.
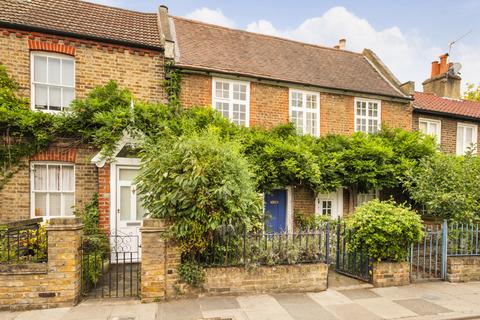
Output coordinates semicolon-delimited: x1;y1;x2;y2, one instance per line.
412;113;480;154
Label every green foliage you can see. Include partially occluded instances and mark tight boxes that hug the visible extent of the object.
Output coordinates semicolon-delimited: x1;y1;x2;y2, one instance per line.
293;210;334;230
464;83;480;102
163;61;182;108
0;223;47;263
405;152;480;222
178;261;205;288
346;200;424;262
137;130;263;255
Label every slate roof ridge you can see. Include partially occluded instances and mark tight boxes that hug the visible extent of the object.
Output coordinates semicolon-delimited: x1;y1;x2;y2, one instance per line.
171;15;364;57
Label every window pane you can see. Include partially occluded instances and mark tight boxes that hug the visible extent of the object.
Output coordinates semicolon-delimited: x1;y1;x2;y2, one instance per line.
62;59;74;86
120;186;131;221
291;110;303;133
48;58;61;85
34;84;48;110
63;87;74;109
119;168;138;181
215;102;229;119
34;193;47;217
306;94;316;109
419;121;427;133
232;103;246;126
49;193;61;216
34;165;47;190
49;86;62;111
34;56;47;83
465;127;474;145
62;166;74;191
306;112;316;135
458;127;465;153
48;165;60;191
64;193;75;216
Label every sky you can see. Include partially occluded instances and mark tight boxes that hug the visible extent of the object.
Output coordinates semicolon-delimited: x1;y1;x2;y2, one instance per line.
87;0;480;92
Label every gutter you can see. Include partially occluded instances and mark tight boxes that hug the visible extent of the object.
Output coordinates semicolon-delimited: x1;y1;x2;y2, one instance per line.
177;66;413;103
413;106;480;122
0;21;164;52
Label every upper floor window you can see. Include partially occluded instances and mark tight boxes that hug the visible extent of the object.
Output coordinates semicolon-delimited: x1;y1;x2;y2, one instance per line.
31;52;75;112
419;118;441;143
457;123;478;155
212;78;250;126
289;89;320;136
355;98;381;134
357;190;379;207
31;162;75;217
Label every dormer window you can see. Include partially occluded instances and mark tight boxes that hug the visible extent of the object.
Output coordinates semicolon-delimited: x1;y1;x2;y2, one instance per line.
31;52;75;112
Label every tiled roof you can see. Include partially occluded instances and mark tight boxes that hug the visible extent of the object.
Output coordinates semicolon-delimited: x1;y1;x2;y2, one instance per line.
413;91;480;119
0;0;162;49
172;17;407;99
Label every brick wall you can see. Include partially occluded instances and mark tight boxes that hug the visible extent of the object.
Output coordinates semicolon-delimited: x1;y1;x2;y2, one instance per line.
0;140;98;223
447;256;480;283
250;82;289;129
412;112;480;154
372;261;410;287
97;165;110;232
0;27;166;103
0;218;83;311
293;186;316;215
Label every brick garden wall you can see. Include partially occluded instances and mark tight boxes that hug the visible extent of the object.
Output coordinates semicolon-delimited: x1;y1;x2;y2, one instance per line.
0;218;83;311
372;261;410;287
0;140;98;224
412;112;480;154
447;256;480;283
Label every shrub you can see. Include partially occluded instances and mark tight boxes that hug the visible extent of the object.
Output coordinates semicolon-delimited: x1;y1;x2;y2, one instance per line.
178;262;205;288
137;130;263;256
346;200;423;262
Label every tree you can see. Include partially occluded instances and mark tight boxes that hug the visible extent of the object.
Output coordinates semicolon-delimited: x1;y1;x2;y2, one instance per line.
464;83;480;102
136;130;262;255
405;152;480;222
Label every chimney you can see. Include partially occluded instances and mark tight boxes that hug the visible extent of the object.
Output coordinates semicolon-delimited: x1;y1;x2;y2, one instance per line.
157;5;175;59
333;39;346;50
422;53;462;99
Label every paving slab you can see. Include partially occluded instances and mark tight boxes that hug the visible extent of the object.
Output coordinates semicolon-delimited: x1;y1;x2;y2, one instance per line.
199;296;241;311
62;305;114;320
355;297;417;319
202;308;248;320
325;302;382;320
337;288;379;300
12;307;71;320
237;294;294;320
157;299;202;320
109;303;157;320
0;311;17;320
273;293;338;320
394;298;451;316
307;290;352;306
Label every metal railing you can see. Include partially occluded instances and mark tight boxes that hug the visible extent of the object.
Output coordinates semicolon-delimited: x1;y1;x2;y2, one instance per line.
448;222;480;256
195;224;332;267
0;218;47;264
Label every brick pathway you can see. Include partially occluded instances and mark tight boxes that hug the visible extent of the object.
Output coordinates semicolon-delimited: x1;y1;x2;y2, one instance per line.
2;281;480;320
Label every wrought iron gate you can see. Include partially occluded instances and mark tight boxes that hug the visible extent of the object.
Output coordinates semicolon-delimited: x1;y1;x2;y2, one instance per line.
81;233;141;299
335;221;372;282
408;223;446;282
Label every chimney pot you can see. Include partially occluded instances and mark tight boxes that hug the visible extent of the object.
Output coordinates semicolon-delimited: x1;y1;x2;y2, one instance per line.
439;53;449;74
338;38;346;50
159;5;168;12
431;61;440;77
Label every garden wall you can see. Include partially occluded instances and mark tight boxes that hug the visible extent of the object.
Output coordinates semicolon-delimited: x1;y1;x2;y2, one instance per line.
372;261;410;287
447;256;480;283
0;218;83;311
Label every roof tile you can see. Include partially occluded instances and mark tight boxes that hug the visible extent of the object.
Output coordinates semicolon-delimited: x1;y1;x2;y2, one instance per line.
414;92;480;119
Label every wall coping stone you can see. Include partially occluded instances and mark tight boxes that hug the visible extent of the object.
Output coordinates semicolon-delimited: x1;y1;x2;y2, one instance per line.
46;218;83;231
0;262;47;275
141;218;168;232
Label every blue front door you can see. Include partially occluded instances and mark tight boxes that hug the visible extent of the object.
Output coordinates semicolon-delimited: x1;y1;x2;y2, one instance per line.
264;189;287;232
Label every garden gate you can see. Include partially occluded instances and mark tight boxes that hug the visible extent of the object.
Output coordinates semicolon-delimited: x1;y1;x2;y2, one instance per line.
81;233;141;299
408;222;446;282
335;221;372;282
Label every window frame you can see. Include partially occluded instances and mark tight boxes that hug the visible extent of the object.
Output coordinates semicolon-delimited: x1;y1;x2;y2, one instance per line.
288;89;321;137
354;98;382;134
30;51;76;113
356;190;380;207
30;162;76;218
456;122;478;155
211;77;250;127
419;118;442;143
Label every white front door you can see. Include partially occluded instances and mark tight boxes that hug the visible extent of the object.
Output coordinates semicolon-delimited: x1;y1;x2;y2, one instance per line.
112;165;146;260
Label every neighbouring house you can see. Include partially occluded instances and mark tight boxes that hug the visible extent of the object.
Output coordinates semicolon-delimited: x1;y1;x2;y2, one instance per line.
160;9;414;230
0;0;167;245
411;54;480;155
0;1;417;238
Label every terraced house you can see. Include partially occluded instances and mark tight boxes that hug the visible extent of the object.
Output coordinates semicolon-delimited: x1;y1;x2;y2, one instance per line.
1;0;416;236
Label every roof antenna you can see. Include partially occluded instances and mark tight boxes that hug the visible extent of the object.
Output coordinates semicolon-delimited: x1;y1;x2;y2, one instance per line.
448;29;472;55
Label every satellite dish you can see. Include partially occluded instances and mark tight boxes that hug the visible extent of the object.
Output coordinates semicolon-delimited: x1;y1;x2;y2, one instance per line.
448;63;462;76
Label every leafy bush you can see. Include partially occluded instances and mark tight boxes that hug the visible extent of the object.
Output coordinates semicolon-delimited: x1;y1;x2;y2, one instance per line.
178;261;205;288
137;130;263;256
294;210;334;230
346;200;423;262
405;153;480;222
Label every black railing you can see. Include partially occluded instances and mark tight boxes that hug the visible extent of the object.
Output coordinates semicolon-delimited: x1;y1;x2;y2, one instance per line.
195;224;332;267
0;218;47;264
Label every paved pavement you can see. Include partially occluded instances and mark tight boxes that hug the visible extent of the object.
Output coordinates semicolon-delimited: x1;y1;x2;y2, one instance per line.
2;281;480;320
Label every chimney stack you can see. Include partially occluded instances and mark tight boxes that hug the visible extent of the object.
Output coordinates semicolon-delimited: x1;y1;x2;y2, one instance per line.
333;39;346;50
423;53;462;99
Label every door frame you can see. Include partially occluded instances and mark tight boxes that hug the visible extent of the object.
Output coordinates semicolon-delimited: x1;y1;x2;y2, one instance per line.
109;157;141;236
